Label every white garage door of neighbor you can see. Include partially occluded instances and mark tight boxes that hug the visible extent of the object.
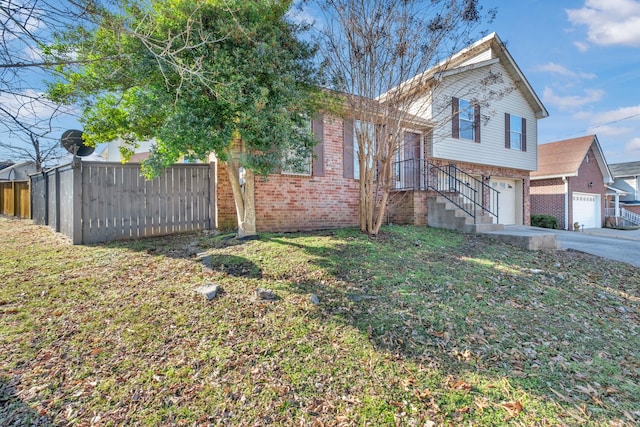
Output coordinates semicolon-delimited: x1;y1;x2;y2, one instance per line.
572;192;601;229
490;178;516;225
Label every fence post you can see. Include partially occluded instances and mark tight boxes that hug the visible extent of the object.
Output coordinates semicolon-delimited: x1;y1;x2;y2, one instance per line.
71;161;83;244
11;181;16;216
209;162;217;230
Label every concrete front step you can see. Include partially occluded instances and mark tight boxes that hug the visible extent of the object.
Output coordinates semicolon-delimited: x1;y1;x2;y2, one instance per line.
480;228;561;251
463;223;505;233
429;196;498;231
427;196;560;250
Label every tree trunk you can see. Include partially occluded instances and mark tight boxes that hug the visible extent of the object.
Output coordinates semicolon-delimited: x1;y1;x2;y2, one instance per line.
371;156;393;234
225;142;257;239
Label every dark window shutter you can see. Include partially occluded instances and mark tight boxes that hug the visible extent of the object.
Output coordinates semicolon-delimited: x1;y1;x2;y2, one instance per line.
505;113;511;149
521;117;527;152
474;103;481;143
343;118;354;179
452;97;459;139
312;115;324;177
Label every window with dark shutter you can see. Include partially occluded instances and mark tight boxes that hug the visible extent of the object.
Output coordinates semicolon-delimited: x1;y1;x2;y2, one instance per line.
506;113;525;151
474;103;481;143
343;118;354;179
505;113;511;148
454;97;479;142
521;117;527;152
312;115;324;177
452;97;460;139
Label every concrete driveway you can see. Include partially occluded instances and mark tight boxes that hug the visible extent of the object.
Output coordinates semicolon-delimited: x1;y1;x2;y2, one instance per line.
504;226;640;268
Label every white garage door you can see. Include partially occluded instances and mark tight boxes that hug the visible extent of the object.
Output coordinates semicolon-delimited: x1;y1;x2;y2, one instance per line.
490;178;517;225
572;192;601;229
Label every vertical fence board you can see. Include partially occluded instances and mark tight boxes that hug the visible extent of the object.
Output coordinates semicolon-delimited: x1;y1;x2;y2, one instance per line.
30;174;46;224
29;161;213;244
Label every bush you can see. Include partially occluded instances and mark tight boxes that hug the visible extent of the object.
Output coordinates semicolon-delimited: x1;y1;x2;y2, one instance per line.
531;214;558;229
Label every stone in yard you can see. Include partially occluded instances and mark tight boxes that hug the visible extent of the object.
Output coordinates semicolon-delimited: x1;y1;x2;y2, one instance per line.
255;288;278;301
310;294;320;305
185;242;200;257
195;283;221;300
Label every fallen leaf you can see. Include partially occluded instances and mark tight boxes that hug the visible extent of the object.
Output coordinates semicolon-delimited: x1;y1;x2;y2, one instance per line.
501;400;523;418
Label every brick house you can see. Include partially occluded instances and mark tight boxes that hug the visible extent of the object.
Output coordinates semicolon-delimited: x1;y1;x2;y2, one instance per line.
216;33;549;233
530;135;614;230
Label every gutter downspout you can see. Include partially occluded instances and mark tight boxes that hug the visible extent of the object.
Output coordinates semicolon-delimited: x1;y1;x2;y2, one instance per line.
563;176;569;230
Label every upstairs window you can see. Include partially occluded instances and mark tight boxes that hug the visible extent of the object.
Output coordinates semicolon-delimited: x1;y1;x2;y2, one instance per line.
505;113;527;151
452;97;480;143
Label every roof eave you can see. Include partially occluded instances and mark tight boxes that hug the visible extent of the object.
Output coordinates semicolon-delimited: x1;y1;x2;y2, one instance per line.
530;173;576;180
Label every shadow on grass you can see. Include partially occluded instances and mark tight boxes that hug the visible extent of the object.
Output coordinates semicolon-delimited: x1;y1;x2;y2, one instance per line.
0;375;52;426
98;225;638;424
258;227;639;423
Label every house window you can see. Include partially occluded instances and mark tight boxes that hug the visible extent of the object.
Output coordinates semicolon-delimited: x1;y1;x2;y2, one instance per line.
282;120;312;175
459;98;475;141
452;97;480;143
509;114;523;150
353;120;376;179
504;113;527;151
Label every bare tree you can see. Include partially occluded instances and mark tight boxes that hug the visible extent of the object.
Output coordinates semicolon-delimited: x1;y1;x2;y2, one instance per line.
0;0;102;166
317;0;497;234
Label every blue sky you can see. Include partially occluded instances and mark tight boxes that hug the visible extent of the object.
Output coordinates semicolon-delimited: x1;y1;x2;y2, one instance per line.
297;0;640;164
3;0;640;165
483;0;640;164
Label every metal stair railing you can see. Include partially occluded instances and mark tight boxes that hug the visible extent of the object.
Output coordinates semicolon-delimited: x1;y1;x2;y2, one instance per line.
390;159;500;224
621;207;640;226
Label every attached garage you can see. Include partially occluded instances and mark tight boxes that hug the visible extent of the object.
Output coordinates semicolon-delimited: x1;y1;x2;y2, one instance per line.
572;192;601;229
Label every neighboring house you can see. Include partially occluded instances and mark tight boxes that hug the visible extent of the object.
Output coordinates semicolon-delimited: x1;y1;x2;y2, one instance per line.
0;160;14;171
530;135;614;230
0;161;37;181
609;161;640;203
101;139;155;162
608;161;640;223
101;139;199;164
216;32;548;232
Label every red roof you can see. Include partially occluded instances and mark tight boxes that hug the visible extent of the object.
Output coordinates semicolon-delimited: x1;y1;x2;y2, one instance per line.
531;135;596;178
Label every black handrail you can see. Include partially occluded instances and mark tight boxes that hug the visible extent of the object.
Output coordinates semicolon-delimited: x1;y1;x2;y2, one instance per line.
391;159;500;223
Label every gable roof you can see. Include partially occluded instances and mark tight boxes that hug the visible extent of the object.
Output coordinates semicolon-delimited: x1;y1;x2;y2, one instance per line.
381;32;548;120
608;161;640;178
0;160;14;171
0;160;36;180
531;135;613;183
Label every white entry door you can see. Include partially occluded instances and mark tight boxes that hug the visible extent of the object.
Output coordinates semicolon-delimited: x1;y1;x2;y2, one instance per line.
490;178;517;225
572;192;601;229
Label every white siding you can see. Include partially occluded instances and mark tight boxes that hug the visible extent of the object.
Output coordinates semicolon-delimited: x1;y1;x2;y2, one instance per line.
614;177;639;201
460;48;493;67
418;61;538;171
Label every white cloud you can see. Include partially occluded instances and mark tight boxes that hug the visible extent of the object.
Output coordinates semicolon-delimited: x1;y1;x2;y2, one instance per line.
591;105;640;124
0;4;47;42
0;89;74;124
536;62;596;79
586;125;634;137
573;41;590;52
542;86;605;111
624;137;640;154
287;0;318;26
567;0;640;47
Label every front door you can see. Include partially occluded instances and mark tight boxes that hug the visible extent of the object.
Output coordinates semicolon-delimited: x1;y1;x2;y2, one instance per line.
399;131;422;189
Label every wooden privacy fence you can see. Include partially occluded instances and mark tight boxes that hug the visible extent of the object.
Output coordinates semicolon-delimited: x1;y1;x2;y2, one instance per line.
0;180;30;218
31;160;215;244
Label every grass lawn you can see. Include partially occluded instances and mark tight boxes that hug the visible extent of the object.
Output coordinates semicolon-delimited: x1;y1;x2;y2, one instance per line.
0;216;638;426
